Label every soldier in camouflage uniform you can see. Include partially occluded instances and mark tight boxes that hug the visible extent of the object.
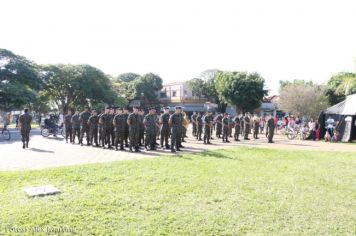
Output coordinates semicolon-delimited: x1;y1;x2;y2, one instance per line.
64;110;73;143
196;112;203;141
99;107;112;149
98;109;104;144
240;114;245;136
191;111;197;137
19;108;32;149
79;106;91;146
109;108;115;147
143;107;158;151
138;109;145;146
222;113;230;143
244;113;251;140
113;108;126;150
214;113;223;138
123;107;130;147
169;106;183;153
266;115;275;143
71;110;81;144
127;106;141;152
159;107;170;149
252;114;260;139
203;111;213;144
233;114;241;141
88;109;99;147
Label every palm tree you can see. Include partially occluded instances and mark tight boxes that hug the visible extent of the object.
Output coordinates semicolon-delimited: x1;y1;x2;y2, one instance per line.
335;73;356;96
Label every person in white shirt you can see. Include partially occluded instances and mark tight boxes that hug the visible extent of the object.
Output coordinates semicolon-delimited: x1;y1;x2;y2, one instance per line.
325;116;335;137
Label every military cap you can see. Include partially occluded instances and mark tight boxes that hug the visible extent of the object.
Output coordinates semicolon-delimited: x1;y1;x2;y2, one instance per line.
149;106;156;110
117;108;123;111
133;106;140;109
175;106;182;110
105;106;110;109
163;107;170;110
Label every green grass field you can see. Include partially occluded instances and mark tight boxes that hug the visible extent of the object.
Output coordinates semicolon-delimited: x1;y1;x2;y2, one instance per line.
0;147;355;235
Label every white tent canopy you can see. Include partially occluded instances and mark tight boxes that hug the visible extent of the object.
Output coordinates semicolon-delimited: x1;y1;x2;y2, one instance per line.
342;94;356;115
324;94;356;115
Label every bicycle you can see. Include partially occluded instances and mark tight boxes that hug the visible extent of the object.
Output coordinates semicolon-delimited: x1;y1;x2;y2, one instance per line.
0;125;11;141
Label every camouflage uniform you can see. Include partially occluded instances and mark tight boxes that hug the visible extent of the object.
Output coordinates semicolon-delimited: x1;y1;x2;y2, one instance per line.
79;110;91;145
128;112;140;151
244;115;251;140
123;113;129;147
203;114;213;144
253;117;260;139
196;114;203;141
19;112;32;148
191;113;197;137
169;113;183;152
71;114;81;143
138;114;145;146
88;114;99;146
98;112;103;144
99;113;112;148
215;114;223;138
233;116;241;141
266;117;275;143
113;114;126;150
160;113;170;148
109;114;115;146
144;113;158;150
222;116;230;142
64;114;73;143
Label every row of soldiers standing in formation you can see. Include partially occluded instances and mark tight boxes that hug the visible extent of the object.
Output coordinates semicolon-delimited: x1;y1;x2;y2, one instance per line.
190;111;275;143
63;106;188;152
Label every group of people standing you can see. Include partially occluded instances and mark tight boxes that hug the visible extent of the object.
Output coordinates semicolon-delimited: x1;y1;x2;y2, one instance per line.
190;112;275;144
63;106;190;153
16;107;276;151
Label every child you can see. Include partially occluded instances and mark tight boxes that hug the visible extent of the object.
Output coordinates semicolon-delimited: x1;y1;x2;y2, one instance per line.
331;130;339;142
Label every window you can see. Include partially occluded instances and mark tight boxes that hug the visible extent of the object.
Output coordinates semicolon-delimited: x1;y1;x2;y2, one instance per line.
172;91;177;97
160;92;167;98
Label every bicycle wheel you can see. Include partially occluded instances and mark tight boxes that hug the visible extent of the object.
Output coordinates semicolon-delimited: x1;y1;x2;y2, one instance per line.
2;129;11;140
41;128;50;137
287;131;296;140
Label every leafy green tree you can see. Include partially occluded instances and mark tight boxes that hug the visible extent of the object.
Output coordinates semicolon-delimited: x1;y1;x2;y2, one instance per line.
187;69;227;112
130;73;163;106
216;71;267;113
0;49;42;111
326;72;356;105
40;64;119;113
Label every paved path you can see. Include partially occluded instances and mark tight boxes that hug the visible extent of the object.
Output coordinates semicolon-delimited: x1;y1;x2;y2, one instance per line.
0;128;355;171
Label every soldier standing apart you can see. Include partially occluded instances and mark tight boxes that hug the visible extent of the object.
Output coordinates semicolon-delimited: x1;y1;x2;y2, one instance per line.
79;106;91;146
159;107;171;149
222;113;230;143
88;110;99;147
191;111;197;137
64;110;73;143
233;114;241;141
252;114;260;139
71;111;81;144
203;111;213;144
215;113;223;139
196;112;203;141
128;106;141;152
244;113;251;140
169;106;183;153
19;108;32;149
123;107;130;147
113;108;126;151
99;107;112;149
266;115;275;143
143;107;158;151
